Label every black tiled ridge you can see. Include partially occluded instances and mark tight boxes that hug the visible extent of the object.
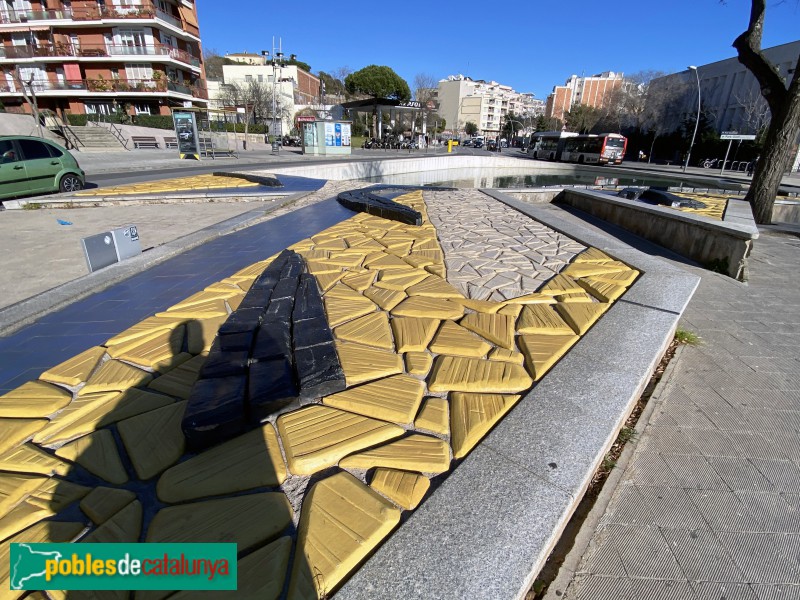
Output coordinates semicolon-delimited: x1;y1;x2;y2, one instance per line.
211;171;283;187
181;249;345;451
337;189;423;226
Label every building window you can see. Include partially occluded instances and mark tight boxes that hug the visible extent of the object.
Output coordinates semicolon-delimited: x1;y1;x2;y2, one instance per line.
86;102;114;115
258;74;263;82
245;75;252;82
125;63;153;86
134;103;152;115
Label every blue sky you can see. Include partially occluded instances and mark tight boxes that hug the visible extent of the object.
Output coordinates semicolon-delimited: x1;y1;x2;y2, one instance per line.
195;0;799;99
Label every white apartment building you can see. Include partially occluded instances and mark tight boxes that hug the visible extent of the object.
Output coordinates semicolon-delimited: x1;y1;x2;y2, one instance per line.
437;75;539;137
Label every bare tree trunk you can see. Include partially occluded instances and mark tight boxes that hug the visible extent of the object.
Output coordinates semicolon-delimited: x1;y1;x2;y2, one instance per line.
732;0;800;224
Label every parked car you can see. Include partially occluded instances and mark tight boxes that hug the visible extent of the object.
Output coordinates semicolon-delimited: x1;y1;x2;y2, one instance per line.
473;140;484;148
462;139;474;147
0;136;85;200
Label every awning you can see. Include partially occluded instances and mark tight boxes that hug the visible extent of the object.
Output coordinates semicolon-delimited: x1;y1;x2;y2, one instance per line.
1;25;51;32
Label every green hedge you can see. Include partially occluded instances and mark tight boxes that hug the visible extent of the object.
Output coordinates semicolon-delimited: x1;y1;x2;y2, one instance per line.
133;115;174;130
66;114;88;126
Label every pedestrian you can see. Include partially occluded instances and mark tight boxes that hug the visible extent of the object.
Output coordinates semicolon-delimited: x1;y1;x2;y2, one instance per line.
747;156;759;176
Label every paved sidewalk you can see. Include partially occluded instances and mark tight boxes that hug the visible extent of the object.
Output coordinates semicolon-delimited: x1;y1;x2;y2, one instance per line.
561;227;800;600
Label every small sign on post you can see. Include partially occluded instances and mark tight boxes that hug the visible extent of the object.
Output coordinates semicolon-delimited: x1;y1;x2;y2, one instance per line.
718;132;757;175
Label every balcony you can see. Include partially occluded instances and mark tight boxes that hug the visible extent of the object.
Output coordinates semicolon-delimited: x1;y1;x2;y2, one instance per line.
0;3;185;29
0;43;200;68
0;77;208;99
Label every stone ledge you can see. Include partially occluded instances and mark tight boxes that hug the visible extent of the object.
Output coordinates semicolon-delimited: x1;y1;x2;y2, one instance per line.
337;190;700;600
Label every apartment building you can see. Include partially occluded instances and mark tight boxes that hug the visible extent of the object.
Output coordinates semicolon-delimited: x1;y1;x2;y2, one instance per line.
545;71;624;121
0;0;207;118
207;60;321;136
437;74;539;137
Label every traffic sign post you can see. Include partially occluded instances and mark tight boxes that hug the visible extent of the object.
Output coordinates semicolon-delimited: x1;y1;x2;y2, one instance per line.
719;132;757;175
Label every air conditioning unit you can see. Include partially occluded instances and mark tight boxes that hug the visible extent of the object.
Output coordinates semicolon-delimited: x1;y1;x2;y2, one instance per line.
81;225;141;273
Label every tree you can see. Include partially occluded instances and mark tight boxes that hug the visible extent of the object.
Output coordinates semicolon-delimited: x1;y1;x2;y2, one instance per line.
345;65;410;136
564;104;602;133
218;79;289;141
465;121;478;136
414;73;438;134
203;48;235;80
535;115;562;131
730;0;800;224
12;67;43;138
287;57;312;73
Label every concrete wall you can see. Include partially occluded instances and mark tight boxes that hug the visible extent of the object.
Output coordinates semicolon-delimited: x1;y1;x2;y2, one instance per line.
772;200;800;224
530;188;759;280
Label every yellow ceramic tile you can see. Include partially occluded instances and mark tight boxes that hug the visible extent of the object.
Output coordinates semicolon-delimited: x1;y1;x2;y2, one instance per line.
405;351;434;376
0;473;50;514
556;302;610;335
375;269;430;290
306;259;342;275
591;269;640;286
391;317;439;353
405;276;464;299
428;355;533;393
429;321;492;358
516;304;575;335
578;278;628;302
115;326;186;370
341;270;376;292
572;247;612;263
185;315;228;354
336;341;404;386
0;477;89;540
365;254;415;271
488;347;526;365
34;389;173;447
157;425;287;503
425;264;447;279
562;262;630;278
339;433;451;474
450;392;522;459
501;293;556;305
363;287;407;311
158;299;229;319
323;374;425;424
173;536;292;600
82;500;142;543
39;346;106;387
315;271;346;292
79;360;154;396
391;297;465;320
334;312;393;350
226;294;245;312
452;298;504;313
117;401;186;480
384;241;415;256
56;429;128;484
556;292;595;303
277;405;404;476
539;274;584;296
370;468;430;510
168;289;239;310
287;472;400;600
460;312;515;349
147;493;292;553
324;293;376;327
325;252;366;268
403;254;435;268
0;418;48;454
518;334;580;380
0;381;72;418
79;487;137;524
0;443;70;477
414;397;449;435
104;315;186;348
148;354;206;399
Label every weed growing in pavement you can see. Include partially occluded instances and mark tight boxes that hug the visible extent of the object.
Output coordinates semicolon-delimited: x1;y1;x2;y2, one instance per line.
617;426;638;444
22;202;42;210
675;328;701;345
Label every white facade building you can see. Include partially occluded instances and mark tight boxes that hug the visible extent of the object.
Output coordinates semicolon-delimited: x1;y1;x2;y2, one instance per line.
437;75;539;137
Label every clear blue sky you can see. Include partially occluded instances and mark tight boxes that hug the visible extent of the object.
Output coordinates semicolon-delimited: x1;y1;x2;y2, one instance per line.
195;0;799;99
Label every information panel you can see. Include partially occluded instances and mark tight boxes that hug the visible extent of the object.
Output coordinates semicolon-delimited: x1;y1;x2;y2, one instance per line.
173;111;200;159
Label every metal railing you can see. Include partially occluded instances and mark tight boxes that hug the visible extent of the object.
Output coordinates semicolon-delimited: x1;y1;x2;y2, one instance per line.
0;78;208;99
1;3;185;28
88;114;129;149
0;43;200;67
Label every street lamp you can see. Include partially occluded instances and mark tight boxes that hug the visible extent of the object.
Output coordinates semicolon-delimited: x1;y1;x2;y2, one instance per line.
683;65;701;172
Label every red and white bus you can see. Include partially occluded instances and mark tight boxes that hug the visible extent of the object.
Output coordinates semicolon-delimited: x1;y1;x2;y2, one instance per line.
560;133;627;165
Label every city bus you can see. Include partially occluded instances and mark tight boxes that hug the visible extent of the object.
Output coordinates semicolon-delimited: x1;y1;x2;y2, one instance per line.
527;131;578;161
560;133;627;165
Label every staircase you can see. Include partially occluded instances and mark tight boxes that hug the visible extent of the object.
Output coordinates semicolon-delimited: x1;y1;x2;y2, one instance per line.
66;126;127;151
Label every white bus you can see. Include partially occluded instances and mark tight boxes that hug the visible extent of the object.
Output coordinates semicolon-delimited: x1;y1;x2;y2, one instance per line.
527;131;578;161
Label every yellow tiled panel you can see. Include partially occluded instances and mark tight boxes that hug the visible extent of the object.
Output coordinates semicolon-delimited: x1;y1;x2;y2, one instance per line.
117;401;187;480
339;434;451;474
341;270;376;292
78;360;154;396
287;472;400;600
82;499;142;543
555;292;595;303
370;468;430;510
39;346;106;387
429;321;492;358
277;405;404;476
414;397;449;435
391;317;440;353
488;348;526;365
363;287;407;311
115;326;186;370
147;354;206;399
0;443;70;477
79;487;137;525
555;302;610;335
577;278;628;302
157;425;287;503
323;374;425;424
55;429;128;484
428;355;533;394
516;304;575;335
405;351;434;376
562;262;630;279
406;275;464;299
391;297;465;320
573;247;613;263
334;311;393;350
501;293;556;305
591;269;640;286
336;341;404;386
518;334;580;380
185;315;228;354
460;312;515;349
450;392;522;459
538;274;584;296
0;381;72;418
158;299;229;319
0;418;48;454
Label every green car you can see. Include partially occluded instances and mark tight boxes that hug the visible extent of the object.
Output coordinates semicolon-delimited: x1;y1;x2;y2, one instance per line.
0;135;85;200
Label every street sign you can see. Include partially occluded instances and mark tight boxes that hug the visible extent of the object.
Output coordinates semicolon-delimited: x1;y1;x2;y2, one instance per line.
720;132;756;140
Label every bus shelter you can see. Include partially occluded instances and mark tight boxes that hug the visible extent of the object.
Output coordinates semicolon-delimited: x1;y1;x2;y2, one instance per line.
340;98;424;141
